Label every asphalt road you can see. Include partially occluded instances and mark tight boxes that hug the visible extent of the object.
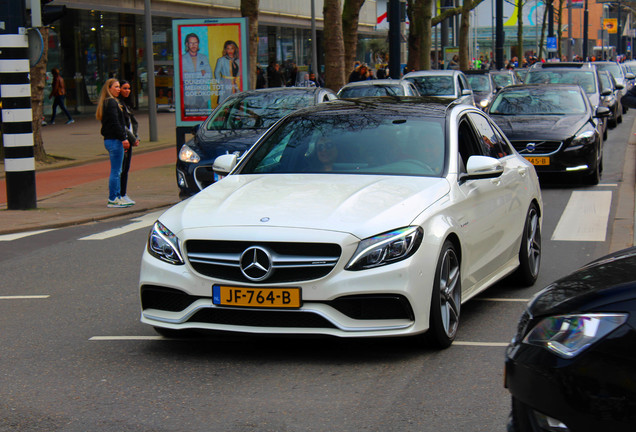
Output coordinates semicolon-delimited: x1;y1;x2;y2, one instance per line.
0;114;633;431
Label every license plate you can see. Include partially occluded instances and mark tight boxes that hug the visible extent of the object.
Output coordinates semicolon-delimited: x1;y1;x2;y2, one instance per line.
212;285;301;308
524;156;550;166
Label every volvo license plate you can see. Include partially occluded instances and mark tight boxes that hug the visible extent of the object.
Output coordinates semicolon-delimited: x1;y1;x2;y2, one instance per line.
213;285;301;308
524;156;549;166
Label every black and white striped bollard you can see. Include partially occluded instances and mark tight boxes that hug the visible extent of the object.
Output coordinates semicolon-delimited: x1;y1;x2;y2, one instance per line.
1;32;37;210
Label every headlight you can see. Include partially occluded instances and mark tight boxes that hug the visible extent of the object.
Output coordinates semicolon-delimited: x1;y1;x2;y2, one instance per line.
147;221;184;265
179;144;201;163
345;226;423;271
523;313;628;358
571;129;596;147
479;98;490;108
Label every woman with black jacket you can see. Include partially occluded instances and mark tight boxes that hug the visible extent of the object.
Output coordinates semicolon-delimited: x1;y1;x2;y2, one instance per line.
118;80;139;205
95;78;131;208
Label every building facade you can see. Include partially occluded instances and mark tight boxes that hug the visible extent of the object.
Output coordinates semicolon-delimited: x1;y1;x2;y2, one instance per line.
42;0;381;115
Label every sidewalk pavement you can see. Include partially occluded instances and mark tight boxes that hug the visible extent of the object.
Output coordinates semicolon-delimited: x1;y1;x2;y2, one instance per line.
0;111;189;235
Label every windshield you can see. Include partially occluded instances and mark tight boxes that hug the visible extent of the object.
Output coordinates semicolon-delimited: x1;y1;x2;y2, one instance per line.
491;73;513;87
339;85;405;98
405;76;455;96
467;75;491;92
489;88;587;115
205;91;315;131
239;112;446;177
594;63;622;80
525;70;597;94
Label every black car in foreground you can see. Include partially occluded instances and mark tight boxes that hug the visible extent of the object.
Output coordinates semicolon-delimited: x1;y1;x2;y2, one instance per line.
505;247;636;431
176;87;336;197
486;84;610;185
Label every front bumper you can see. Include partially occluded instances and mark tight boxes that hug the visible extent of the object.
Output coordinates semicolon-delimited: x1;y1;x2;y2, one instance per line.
139;226;439;338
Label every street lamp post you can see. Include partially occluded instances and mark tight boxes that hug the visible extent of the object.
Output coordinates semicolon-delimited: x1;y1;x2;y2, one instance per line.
583;0;589;59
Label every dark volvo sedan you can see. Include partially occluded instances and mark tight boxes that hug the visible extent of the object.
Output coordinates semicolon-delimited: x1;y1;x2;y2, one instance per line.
505;247;636;431
176;87;336;198
486;84;610;185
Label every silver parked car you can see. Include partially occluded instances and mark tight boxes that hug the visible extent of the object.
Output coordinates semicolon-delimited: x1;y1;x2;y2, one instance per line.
403;70;475;106
337;79;420;98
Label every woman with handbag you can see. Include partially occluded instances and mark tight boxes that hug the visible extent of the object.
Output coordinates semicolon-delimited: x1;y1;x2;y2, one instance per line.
95;78;132;208
118;80;139;205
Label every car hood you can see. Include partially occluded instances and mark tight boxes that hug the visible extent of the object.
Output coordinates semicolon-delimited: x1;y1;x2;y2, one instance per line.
192;128;267;160
491;114;588;141
161;174;450;239
528;247;636;317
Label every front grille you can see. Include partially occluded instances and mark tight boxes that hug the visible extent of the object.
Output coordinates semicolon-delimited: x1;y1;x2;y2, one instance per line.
193;165;215;191
185;240;342;284
141;285;202;312
510;140;563;155
189;308;338;329
328;295;414;320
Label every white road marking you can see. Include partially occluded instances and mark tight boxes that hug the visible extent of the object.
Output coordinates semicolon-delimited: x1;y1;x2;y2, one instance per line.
89;336;164;341
551;191;612;241
475;298;530;302
453;341;509;347
0;229;55;241
79;211;163;240
597;183;618;187
0;295;50;299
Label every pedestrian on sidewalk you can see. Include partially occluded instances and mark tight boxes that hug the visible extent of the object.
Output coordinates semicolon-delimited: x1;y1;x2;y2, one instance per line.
95;78;133;208
49;68;74;125
118;80;139;206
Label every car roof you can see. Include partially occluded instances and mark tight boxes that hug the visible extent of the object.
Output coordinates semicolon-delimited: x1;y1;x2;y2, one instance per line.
462;70;489;75
497;83;582;92
529;62;596;70
289;96;461;118
235;87;332;97
403;70;462;78
340;79;406;88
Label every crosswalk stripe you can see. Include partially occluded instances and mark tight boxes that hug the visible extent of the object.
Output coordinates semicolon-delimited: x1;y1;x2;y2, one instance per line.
0;295;50;299
79;210;163;240
453;341;509;347
0;229;55;241
89;336;164;341
551;190;612;241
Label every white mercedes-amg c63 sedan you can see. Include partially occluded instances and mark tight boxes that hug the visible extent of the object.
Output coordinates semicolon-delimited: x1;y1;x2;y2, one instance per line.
140;96;542;348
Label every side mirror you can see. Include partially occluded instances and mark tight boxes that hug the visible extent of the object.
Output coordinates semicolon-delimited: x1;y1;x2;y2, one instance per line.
626;72;635;80
600;88;612;97
213;154;238;176
595;106;611;118
461;88;473;96
615;83;625;90
463;155;504;180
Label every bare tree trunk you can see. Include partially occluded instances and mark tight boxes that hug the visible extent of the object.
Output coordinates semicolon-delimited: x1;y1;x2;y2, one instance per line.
241;0;259;90
517;0;524;59
342;0;365;72
458;0;471;69
407;0;421;70
324;0;346;91
420;0;433;70
31;27;50;162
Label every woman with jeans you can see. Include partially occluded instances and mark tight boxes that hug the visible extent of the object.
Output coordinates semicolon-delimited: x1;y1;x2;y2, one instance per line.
118;80;139;205
95;78;132;208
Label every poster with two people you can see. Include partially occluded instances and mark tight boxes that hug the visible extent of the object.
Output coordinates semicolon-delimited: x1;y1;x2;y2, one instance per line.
173;18;249;126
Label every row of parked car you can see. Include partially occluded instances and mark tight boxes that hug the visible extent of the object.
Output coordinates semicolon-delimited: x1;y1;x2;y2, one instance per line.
177;61;634;198
163;61;636;432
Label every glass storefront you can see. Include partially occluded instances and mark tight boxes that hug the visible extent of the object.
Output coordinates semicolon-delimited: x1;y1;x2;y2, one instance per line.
44;8;372;115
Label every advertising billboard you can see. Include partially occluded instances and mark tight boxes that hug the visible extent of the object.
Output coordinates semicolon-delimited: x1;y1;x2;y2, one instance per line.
173;18;249;127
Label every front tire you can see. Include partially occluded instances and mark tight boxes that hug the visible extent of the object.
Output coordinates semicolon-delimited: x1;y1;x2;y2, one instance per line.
425;240;461;348
512;204;541;286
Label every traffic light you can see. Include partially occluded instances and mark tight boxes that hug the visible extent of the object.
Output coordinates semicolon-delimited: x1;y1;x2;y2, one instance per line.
42;0;66;26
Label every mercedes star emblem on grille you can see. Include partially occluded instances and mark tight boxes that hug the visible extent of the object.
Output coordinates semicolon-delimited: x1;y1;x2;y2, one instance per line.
239;246;274;281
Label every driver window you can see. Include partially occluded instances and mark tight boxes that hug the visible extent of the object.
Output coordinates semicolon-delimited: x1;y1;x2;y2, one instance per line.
457;116;484;171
